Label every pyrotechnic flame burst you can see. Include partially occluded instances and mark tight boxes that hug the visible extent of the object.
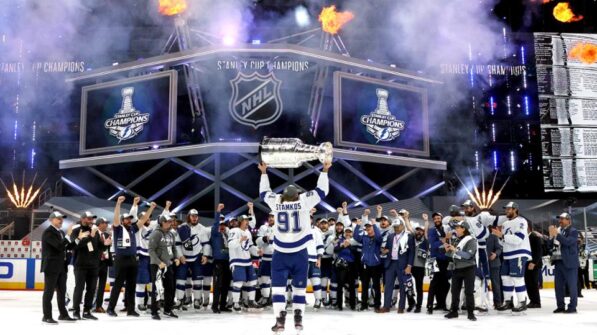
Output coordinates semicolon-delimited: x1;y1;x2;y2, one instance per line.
158;0;188;16
0;172;46;209
456;170;510;210
553;2;583;23
569;42;597;64
318;5;354;35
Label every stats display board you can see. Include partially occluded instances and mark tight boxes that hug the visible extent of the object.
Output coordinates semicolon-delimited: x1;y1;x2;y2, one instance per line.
535;33;597;192
80;71;177;155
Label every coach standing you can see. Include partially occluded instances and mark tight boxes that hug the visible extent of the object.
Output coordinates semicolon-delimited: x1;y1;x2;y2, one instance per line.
549;212;579;314
41;211;77;324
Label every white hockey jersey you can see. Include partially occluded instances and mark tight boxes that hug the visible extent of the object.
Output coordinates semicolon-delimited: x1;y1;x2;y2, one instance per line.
260;172;329;253
228;227;258;267
175;222;212;262
501;216;531;260
134;205;166;256
256;224;275;262
136;221;158;256
307;227;325;262
464;214;489;249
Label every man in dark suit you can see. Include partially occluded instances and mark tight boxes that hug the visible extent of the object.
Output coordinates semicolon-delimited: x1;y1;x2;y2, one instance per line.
41;211;77;324
525;224;543;308
549;213;579;313
71;211;106;320
95;217;112;313
376;217;415;313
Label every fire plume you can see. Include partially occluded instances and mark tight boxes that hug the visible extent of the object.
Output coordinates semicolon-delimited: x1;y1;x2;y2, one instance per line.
159;0;188;16
456;171;510;210
0;173;46;209
553;2;583;23
569;42;597;64
318;5;354;35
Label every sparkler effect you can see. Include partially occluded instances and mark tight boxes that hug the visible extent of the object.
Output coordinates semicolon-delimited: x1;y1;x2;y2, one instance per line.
456;170;510;209
158;0;188;16
0;173;46;208
318;5;354;35
553;2;583;23
569;42;597;64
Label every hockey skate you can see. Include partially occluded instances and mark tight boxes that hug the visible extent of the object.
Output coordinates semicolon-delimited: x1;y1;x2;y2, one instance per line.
511;299;527;315
194;299;202;310
246;300;263;312
258;297;270;307
183;296;192;306
202;297;210;310
173;300;183;310
137;304;148;312
233;302;242;313
294;310;303;334
313;299;322;310
271;311;287;334
496;299;513;312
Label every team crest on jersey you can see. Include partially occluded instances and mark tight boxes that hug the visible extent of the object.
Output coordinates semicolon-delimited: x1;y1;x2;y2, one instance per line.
229;72;283;129
104;87;150;142
360;88;405;143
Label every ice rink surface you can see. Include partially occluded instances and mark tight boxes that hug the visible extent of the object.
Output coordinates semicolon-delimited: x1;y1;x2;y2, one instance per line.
1;289;596;335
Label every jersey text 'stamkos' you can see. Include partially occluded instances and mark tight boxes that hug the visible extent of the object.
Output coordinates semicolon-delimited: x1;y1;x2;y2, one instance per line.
260;172;329;253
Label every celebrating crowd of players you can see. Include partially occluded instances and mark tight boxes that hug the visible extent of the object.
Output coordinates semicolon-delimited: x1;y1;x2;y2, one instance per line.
41;164;582;329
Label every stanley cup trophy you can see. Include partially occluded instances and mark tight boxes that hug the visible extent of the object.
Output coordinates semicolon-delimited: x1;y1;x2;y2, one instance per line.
259;137;333;168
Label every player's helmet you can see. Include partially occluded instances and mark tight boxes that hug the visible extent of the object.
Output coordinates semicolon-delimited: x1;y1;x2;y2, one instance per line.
282;185;299;202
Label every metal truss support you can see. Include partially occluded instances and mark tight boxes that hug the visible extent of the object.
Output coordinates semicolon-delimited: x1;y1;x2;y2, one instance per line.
352;168;420;207
108;159;169;200
86;167;148;202
337;160;398;203
61;150;442;220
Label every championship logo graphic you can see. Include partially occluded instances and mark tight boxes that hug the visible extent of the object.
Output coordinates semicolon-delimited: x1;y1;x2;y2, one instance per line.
229;72;283;129
360;88;405;143
104;87;150;142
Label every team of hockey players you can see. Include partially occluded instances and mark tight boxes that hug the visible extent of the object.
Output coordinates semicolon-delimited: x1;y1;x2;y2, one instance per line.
69;164;533;333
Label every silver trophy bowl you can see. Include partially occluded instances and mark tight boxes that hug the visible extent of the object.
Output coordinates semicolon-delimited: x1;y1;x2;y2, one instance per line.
259;137;333;168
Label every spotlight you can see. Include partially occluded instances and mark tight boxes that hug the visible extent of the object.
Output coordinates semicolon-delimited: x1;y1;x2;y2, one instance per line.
222;35;235;46
295;5;311;27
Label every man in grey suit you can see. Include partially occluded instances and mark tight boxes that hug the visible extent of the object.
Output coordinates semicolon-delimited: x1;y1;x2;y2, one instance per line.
486;225;503;308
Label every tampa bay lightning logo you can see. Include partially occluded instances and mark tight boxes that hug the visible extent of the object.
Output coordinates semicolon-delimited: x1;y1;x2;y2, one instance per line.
360;88;405;143
104;87;150;143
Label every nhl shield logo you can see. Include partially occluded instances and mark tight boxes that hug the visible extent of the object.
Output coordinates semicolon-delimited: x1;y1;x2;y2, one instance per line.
229;72;283;129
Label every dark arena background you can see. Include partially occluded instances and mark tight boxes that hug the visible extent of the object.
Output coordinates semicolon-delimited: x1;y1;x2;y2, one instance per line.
0;0;597;333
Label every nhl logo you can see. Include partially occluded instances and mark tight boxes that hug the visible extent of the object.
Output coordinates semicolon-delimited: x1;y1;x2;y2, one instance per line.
229;72;283;129
360;88;405;143
104;87;150;142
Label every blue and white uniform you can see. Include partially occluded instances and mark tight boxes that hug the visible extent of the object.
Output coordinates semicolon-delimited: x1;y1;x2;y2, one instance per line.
500;215;531;306
256;223;275;302
228;227;259;305
134;218;158;307
259;170;329;317
307;226;324;304
175;221;211;304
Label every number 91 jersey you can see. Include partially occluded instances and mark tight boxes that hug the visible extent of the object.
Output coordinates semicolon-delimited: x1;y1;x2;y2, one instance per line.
259;172;329;253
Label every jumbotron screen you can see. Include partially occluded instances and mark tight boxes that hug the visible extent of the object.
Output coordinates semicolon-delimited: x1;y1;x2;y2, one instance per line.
535;33;597;192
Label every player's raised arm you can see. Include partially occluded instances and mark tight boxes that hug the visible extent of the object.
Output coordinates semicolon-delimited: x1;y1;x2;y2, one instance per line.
259;162;279;209
302;161;331;208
